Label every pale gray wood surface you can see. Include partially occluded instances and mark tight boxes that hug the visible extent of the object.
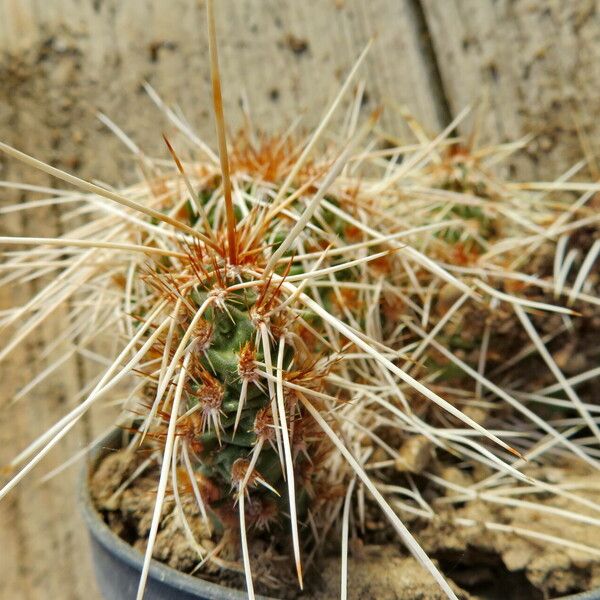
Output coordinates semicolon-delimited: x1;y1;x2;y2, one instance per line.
0;1;597;598
422;0;600;179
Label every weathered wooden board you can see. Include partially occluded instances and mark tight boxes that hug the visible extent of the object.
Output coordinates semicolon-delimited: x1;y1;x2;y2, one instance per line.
422;0;600;179
0;1;597;598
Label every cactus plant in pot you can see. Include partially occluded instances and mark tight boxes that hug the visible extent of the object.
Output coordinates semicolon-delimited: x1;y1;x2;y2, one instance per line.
2;2;600;599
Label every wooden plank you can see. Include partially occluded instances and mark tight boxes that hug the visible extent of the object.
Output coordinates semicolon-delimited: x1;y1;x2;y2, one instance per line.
0;3;102;598
421;0;600;179
0;1;444;598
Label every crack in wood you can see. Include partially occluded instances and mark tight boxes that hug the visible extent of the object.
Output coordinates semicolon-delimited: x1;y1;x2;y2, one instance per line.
407;0;453;128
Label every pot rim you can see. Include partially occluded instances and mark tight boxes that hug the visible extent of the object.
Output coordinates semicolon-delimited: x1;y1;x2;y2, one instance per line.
79;429;273;600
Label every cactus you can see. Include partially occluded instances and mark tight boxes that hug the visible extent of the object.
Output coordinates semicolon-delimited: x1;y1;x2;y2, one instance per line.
1;3;600;600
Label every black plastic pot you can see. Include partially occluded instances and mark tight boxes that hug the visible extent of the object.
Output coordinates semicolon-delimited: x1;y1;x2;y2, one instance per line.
81;430;600;600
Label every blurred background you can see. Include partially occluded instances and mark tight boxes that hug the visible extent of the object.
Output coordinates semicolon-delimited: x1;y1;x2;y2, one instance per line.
1;1;599;598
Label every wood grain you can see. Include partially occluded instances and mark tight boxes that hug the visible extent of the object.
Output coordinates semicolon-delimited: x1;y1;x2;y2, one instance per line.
422;0;600;179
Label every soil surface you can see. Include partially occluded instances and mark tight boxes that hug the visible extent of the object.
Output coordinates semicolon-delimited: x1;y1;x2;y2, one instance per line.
91;445;600;600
